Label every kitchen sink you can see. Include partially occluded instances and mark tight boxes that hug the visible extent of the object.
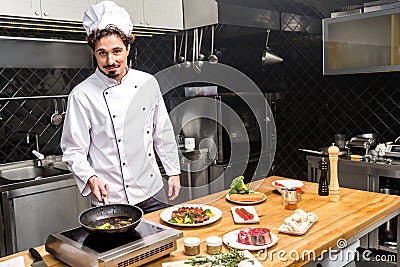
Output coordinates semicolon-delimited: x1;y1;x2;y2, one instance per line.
0;166;69;181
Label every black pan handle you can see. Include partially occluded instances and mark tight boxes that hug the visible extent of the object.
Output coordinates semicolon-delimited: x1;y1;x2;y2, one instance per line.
29;247;43;261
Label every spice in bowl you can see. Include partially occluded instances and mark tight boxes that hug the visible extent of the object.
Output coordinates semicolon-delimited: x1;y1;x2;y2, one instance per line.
184;237;200;256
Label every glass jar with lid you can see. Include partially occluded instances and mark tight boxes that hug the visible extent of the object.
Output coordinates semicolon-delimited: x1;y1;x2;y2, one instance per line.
206;236;222;255
184;237;200;256
283;188;298;210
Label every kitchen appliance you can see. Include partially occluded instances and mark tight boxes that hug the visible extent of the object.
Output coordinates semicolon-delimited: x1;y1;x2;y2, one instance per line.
346;135;378;157
45;219;182;267
169;93;275;187
385;136;400;158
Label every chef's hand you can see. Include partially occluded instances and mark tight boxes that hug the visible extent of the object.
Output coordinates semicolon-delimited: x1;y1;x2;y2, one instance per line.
168;175;181;200
88;175;110;203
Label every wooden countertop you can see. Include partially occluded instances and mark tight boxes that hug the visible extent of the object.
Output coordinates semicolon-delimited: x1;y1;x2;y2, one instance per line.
1;176;400;266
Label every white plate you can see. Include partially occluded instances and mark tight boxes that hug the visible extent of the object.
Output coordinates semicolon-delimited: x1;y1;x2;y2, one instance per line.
161;250;263;267
231;206;260;224
223;229;278;251
272;179;304;193
0;256;24;267
277;217;318;235
225;193;267;205
160;204;222;227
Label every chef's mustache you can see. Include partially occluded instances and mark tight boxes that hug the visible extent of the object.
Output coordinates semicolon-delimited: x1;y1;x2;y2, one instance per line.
104;64;119;69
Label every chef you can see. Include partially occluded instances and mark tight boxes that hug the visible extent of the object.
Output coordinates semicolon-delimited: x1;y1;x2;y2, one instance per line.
61;1;181;213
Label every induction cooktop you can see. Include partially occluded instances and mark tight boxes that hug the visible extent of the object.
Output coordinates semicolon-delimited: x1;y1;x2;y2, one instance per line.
45;219;182;267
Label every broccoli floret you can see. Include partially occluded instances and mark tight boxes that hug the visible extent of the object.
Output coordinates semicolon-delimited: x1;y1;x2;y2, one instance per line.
204;209;214;217
183;213;194;224
95;222;114;229
229;176;252;194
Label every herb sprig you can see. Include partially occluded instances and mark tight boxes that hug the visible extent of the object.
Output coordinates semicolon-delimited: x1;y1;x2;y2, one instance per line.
184;247;254;267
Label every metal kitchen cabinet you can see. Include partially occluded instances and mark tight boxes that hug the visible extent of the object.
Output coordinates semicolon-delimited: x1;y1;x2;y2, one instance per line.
0;0;96;21
323;6;400;75
0;178;91;256
110;0;184;30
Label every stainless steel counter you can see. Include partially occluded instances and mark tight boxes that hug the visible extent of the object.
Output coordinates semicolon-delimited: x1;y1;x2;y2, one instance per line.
0;159;91;256
307;155;400;190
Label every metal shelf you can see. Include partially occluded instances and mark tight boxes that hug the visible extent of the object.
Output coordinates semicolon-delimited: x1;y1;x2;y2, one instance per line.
0;95;68;101
378;244;397;254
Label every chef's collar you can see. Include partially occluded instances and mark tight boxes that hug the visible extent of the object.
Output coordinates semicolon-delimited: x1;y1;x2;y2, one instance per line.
95;66;129;86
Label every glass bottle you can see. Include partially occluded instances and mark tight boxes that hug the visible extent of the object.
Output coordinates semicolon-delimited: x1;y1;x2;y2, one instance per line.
318;158;329;196
284;188;298;210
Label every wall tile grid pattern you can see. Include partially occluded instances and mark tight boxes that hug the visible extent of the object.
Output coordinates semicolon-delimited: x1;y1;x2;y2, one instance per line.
1;1;400;181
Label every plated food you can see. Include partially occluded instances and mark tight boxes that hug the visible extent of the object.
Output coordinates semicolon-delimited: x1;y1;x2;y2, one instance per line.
94;216;134;229
226;192;267;204
227;176;267;204
160;204;222;227
278;208;318;235
223;227;278;251
238;227;272;246
272;179;304;193
169;206;214;224
231;206;260;224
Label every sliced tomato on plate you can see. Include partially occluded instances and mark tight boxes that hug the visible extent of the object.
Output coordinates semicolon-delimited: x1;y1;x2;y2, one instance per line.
235;208;254;221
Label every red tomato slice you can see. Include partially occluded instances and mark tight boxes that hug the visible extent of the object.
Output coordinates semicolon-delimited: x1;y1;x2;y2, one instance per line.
235;208;254;221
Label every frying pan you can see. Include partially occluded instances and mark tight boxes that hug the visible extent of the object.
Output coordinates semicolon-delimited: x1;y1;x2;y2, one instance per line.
79;204;143;234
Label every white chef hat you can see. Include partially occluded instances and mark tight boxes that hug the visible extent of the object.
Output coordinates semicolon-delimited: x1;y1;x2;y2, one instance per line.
83;1;133;36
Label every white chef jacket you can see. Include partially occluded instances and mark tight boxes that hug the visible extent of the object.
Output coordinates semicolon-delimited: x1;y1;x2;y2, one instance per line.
61;68;180;205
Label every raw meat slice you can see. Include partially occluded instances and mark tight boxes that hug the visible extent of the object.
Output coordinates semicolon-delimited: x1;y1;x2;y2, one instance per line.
237;227;252;245
237;227;272;246
248;228;272;246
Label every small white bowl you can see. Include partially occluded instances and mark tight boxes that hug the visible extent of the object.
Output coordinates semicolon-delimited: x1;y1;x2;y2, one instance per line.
272;179;304;194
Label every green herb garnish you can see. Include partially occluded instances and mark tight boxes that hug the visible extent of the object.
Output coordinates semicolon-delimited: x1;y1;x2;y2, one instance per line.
184;247;254;267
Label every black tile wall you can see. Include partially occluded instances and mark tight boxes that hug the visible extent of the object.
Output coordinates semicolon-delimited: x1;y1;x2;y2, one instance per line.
215;30;400;180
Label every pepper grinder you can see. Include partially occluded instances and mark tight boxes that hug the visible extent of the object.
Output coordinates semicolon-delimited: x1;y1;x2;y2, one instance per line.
328;143;340;202
318;158;329;196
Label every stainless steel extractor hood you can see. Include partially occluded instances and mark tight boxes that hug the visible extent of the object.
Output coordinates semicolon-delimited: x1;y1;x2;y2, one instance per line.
0;15;178;41
183;0;322;35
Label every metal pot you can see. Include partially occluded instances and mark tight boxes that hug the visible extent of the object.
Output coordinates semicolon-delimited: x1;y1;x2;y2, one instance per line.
79;204;143;234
